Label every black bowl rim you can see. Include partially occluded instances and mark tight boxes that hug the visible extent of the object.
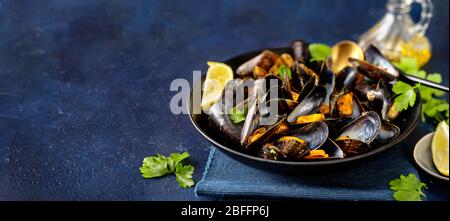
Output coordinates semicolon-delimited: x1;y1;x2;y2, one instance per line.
188;47;422;167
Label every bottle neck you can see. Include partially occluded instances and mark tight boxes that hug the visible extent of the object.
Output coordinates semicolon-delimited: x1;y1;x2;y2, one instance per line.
386;0;411;14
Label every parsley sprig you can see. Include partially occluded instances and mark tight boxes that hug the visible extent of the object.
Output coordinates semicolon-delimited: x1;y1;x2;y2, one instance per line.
309;43;332;62
229;105;248;124
389;173;427;201
392;81;420;112
394;57;449;123
140;152;195;188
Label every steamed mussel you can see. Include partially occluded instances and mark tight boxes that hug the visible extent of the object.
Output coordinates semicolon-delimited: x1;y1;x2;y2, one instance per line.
205;40;404;161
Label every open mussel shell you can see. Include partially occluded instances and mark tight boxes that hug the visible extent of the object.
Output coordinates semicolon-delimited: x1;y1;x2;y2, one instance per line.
240;82;287;146
328;66;357;115
335;66;358;93
294;63;319;89
245;116;287;150
240;92;260;146
349;94;365;120
236;50;279;77
331;92;365;120
334;139;372;156
335;111;382;156
262;121;329;160
334;92;353;118
353;80;391;120
259;98;298;116
348;45;398;82
287;121;329;151
364;45;399;79
318;67;335;115
350;57;396;82
386;97;400;122
336;111;381;143
240;74;292;146
375;121;400;144
297;75;316;102
322;139;345;159
303;138;345;160
287;85;326;123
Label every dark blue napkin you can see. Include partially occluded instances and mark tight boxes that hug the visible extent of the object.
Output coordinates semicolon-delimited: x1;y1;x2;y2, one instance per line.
195;144;445;200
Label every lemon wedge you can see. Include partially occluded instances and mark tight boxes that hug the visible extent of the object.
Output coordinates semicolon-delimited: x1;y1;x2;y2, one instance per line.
200;62;233;112
431;121;449;176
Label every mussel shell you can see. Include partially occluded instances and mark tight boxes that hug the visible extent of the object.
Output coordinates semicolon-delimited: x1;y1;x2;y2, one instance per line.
287;85;326;123
208;102;242;145
255;75;284;97
335;66;358;93
245;116;286;149
259;98;298;116
284;121;329;151
264;121;329;160
272;138;309;160
236;50;279;77
304;138;345;160
336;111;381;144
322;139;345;159
332;92;365;120
295;63;319;89
297;75;316;102
208;79;253;145
335;139;372;157
318;68;335;112
240;76;291;146
349;94;365;120
364;45;399;79
375;121;400;144
240;91;260;146
260;144;282;160
221;78;255;112
387;97;400;122
324;118;353;137
350;58;396;81
353;81;390;120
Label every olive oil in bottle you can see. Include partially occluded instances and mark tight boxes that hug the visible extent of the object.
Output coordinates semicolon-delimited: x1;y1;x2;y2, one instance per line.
359;0;433;67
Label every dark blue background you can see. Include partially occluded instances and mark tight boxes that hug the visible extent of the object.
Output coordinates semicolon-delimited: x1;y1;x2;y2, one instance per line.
0;0;448;200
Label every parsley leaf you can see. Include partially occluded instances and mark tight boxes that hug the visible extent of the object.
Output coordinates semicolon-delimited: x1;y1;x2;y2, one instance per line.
140;152;195;188
229;105;248;124
278;64;292;80
392;81;414;94
175;164;195;188
140;154;171;178
167;152;190;172
309;43;331;62
394;57;419;74
422;99;449;122
392;81;419;112
427;73;442;83
394;57;449;123
389;173;427;201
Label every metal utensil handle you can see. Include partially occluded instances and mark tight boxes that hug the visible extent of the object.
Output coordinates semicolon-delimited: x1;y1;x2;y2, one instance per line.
402;74;449;92
412;0;433;36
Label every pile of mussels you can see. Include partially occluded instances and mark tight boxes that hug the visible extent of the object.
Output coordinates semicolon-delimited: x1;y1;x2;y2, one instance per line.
207;40;406;161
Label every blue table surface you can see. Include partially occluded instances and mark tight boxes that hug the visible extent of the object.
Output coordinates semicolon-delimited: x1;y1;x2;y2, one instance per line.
0;0;448;200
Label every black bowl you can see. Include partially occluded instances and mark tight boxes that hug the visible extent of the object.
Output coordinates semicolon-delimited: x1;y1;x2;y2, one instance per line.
188;47;421;173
